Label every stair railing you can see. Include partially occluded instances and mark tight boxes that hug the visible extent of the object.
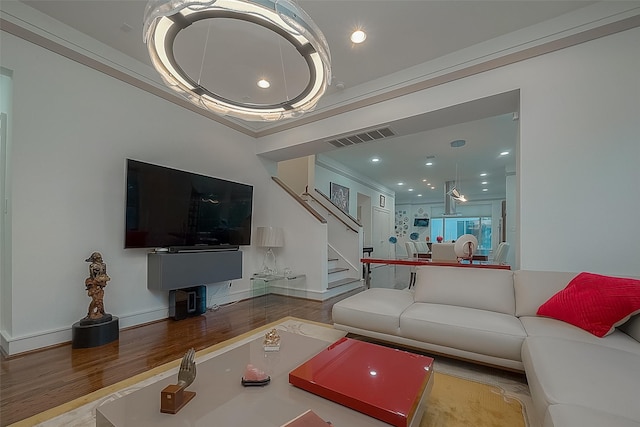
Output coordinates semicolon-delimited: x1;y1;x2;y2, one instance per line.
304;189;361;232
272;177;326;224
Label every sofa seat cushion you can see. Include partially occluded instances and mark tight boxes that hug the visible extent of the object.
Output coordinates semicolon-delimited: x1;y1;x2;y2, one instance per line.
332;288;414;335
544;404;640;427
522;336;640;424
399;303;527;361
520;316;640;355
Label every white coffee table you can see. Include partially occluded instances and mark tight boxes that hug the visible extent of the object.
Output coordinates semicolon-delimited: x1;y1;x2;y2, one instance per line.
96;331;432;426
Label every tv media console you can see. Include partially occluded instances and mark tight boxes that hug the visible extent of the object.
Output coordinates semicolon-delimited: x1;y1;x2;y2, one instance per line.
147;250;242;291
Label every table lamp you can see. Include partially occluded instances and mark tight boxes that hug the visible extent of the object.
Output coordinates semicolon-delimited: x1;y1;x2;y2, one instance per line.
256;227;284;275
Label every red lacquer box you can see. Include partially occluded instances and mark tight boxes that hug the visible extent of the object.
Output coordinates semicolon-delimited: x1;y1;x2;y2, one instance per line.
289;338;434;427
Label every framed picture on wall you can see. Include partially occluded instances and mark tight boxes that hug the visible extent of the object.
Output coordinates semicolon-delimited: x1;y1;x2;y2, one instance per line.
330;182;349;213
379;195;386;208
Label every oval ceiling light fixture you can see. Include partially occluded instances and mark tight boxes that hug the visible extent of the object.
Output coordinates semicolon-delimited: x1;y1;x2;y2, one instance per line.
350;29;367;44
257;79;271;89
143;0;331;121
371;157;380;163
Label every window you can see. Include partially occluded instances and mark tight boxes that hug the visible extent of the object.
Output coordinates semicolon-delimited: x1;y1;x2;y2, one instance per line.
430;217;492;250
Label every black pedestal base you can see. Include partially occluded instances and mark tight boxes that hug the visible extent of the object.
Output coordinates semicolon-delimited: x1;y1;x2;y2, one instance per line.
79;313;113;326
72;316;119;348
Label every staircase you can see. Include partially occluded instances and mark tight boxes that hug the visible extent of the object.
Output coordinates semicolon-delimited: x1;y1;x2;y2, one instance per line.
270;177;364;299
328;256;362;291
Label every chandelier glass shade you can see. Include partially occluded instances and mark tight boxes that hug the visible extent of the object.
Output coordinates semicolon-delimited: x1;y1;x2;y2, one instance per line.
143;0;332;121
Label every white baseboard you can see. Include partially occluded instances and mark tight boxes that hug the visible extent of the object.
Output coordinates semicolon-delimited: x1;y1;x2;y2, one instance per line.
1;283;361;356
1;307;168;356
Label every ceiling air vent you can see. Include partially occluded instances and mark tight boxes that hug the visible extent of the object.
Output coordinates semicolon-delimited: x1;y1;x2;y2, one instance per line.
326;126;395;148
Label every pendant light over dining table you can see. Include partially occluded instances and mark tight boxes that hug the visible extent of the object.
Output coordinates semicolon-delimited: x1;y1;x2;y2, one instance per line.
447;142;468;203
143;0;332;121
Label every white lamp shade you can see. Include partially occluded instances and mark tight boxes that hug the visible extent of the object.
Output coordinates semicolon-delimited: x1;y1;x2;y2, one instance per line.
256;227;284;248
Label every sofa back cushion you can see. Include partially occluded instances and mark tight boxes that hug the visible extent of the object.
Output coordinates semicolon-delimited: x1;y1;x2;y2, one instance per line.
514;270;579;317
413;266;515;315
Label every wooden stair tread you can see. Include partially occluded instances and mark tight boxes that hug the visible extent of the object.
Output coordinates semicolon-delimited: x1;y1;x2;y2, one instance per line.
328;277;361;289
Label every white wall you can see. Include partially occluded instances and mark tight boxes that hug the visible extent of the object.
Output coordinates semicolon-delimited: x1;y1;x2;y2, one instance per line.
277;157;310;196
0;32;276;354
516;27;640;274
253;179;329;298
258;26;640;277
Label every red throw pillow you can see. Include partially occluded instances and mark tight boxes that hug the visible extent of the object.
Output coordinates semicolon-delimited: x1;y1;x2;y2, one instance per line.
537;272;640;337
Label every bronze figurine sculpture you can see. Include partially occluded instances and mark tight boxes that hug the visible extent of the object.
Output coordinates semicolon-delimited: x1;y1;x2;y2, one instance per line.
82;252;112;325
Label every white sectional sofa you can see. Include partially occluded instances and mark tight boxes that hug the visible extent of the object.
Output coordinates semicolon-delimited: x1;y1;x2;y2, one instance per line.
332;266;640;427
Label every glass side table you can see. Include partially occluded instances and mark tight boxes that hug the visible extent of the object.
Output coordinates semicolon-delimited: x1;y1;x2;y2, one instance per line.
250;273;306;297
250;273;306;322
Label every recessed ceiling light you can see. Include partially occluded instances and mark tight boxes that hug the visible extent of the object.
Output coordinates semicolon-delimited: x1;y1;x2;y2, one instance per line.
257;79;270;89
481;181;488;185
430;186;435;189
450;139;466;148
417;194;423;197
397;182;404;186
422;179;427;182
371;157;380;162
425;162;433;166
482;188;488;192
500;151;510;156
408;188;414;192
350;29;367;44
480;172;487;177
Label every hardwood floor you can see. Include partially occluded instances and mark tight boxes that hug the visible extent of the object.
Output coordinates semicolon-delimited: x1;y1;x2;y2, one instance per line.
0;293;347;426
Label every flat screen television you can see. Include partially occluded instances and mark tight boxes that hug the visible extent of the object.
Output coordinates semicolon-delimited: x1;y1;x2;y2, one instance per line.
414;218;429;227
125;159;253;249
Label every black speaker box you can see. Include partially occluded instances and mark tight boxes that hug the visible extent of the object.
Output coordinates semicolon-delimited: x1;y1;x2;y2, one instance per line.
169;286;206;320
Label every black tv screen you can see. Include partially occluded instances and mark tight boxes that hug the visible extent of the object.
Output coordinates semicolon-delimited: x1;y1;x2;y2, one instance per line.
414;218;429;227
125;159;253;249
